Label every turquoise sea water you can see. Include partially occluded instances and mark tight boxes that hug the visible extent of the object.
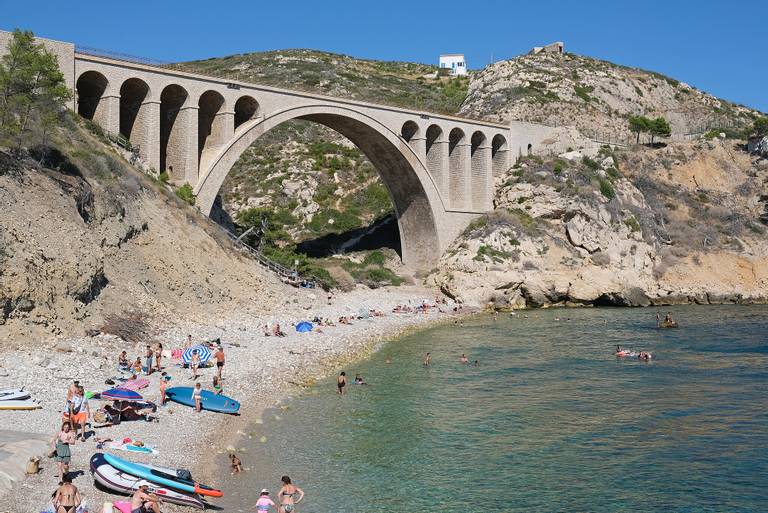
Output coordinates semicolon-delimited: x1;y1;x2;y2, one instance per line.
222;306;768;512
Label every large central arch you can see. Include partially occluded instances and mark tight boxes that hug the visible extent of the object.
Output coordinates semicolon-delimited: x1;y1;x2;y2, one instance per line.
195;105;445;267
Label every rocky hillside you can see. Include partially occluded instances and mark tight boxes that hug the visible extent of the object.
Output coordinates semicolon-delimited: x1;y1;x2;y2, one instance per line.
431;139;768;308
0;114;285;342
180;47;768;304
462;51;761;140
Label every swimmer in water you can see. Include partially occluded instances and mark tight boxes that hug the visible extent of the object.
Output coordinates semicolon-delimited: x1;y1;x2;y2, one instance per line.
423;353;431;366
460;354;469;364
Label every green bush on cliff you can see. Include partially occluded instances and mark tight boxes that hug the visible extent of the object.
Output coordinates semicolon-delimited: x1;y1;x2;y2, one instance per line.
175;183;196;205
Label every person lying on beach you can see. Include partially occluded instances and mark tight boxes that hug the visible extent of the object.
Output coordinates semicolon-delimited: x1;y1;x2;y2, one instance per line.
132;484;162;513
230;453;242;475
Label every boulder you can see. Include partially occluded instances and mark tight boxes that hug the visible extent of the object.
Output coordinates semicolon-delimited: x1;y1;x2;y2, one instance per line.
748;136;768;157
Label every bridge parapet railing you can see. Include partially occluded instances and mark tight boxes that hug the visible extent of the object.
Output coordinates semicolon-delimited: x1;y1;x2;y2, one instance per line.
74;45;501;123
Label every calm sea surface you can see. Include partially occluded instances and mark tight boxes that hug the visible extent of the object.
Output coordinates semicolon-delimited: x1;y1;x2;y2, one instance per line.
221;305;768;512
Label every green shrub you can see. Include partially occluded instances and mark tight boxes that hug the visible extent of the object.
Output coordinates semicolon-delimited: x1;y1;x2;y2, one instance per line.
474;245;512;263
599;178;615;199
582;156;600;170
158;171;169;184
175;183;196;205
363;250;387;266
624;216;641;233
573;83;594;102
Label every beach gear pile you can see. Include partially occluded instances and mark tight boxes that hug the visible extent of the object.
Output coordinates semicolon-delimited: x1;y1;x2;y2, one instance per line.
90;452;223;509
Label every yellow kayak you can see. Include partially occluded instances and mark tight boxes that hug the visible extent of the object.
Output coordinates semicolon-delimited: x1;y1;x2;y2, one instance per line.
0;399;41;410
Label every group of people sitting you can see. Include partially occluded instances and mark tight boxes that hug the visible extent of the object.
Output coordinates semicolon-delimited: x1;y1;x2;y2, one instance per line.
263;323;287;337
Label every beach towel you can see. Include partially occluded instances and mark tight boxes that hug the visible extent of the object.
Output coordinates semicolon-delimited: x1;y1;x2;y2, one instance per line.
118;378;149;391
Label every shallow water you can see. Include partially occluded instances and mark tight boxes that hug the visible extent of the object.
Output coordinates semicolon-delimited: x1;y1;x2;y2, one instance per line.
221;305;768;512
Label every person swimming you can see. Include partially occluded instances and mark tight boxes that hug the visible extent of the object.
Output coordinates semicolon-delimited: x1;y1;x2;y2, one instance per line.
460;354;469;364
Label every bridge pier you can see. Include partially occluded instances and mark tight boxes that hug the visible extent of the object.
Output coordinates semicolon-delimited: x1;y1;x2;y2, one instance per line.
449;141;470;210
471;142;492;211
136;100;161;172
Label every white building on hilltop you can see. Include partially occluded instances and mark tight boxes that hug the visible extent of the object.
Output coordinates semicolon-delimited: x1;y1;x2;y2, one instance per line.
439;54;467;76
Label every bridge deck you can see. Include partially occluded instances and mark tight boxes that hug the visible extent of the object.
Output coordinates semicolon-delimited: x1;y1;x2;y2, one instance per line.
74;48;507;130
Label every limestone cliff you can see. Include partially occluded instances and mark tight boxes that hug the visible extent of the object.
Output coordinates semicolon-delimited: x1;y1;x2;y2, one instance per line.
431;140;768;308
0;115;284;342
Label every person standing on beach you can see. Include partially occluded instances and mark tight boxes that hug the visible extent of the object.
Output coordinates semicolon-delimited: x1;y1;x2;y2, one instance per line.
190;351;200;380
145;345;154;375
214;345;225;379
51;422;75;482
155;343;163;372
336;372;347;395
278;475;305;513
159;373;169;405
423;353;431;366
192;382;203;413
185;334;193;349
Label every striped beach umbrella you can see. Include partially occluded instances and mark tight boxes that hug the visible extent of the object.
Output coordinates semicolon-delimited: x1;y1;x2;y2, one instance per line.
182;345;212;365
101;388;143;402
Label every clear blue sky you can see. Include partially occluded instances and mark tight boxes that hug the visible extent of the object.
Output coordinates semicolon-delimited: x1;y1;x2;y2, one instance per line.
3;0;766;112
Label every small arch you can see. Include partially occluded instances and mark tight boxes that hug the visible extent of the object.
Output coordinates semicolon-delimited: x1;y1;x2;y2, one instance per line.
470;131;486;155
234;95;259;130
401;120;419;142
491;134;508;177
448;128;466;209
198;90;227;163
76;71;109;121
119;78;150;142
160;84;189;178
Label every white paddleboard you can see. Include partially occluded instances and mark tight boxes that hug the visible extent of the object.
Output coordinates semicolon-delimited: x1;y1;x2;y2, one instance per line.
0;389;31;401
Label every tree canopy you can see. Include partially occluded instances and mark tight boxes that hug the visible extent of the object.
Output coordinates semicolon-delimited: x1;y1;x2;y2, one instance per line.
754;117;768;137
628;115;671;145
0;29;70;145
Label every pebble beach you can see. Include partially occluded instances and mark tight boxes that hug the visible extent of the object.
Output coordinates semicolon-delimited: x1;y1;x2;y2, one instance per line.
0;285;462;513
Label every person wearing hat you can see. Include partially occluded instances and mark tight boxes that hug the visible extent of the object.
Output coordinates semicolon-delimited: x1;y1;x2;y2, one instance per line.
131;483;162;512
254;489;276;512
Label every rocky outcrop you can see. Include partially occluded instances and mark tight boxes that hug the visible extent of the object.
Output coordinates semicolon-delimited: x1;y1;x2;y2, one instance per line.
432;141;768;310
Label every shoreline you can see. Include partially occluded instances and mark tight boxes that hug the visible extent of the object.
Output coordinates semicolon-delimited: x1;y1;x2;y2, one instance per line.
0;285;467;513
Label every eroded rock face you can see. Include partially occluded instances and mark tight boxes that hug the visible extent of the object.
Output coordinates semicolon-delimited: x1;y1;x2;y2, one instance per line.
432;141;768;310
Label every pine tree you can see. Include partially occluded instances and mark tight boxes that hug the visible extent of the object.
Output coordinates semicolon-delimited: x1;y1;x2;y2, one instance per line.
0;29;70;145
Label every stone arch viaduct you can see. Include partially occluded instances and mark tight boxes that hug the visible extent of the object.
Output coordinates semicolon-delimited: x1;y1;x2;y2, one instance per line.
1;31;515;268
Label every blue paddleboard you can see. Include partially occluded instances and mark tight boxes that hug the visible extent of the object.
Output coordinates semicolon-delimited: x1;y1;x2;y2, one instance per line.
165;386;240;414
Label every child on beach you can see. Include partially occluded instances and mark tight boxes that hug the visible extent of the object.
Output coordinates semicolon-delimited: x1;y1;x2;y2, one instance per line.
213;375;223;395
229;453;242;474
254;490;276;512
192;382;202;412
